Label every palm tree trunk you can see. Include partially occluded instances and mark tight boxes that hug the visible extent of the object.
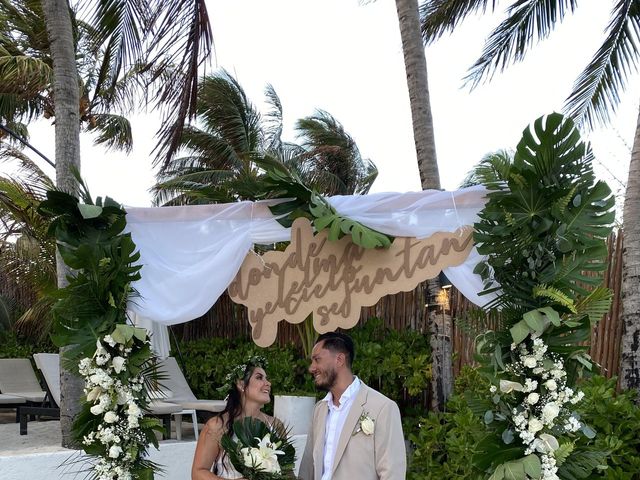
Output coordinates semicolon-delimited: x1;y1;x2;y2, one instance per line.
620;105;640;398
395;0;451;410
42;0;83;448
395;0;440;189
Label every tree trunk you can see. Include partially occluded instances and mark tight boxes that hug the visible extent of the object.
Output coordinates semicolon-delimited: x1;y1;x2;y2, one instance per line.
395;0;450;410
395;0;440;189
42;0;83;448
620;105;640;398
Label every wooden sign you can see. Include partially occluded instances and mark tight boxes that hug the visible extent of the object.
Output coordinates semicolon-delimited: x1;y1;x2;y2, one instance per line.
228;217;474;347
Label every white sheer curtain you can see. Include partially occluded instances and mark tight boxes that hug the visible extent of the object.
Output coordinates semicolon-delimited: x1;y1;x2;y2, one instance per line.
124;186;496;351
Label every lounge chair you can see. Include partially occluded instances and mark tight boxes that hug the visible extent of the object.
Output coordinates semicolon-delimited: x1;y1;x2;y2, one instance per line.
156;357;226;440
0;358;47;404
26;353;185;439
158;357;226;413
0;393;26;422
17;353;61;434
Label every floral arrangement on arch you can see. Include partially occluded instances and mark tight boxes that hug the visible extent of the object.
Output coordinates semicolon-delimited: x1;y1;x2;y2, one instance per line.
468;114;615;479
74;324;164;480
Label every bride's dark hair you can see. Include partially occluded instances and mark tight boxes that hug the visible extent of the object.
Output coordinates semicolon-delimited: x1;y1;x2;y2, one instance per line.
213;356;268;473
219;362;263;433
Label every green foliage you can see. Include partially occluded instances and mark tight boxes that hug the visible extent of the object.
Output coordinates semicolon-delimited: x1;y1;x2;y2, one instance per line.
569;376;640;478
349;318;431;402
255;156;393;249
452;114;617;479
175;337;314;411
474;113;615;314
407;367;489;479
0;330;56;358
38;181;141;369
0;148;56;340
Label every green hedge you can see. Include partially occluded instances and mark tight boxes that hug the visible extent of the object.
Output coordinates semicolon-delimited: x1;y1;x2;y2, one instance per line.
175;317;432;417
0;331;56;359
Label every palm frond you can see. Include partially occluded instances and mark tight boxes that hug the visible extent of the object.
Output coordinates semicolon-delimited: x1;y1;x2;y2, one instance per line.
421;0;496;43
263;83;283;152
564;0;640;129
0;55;52;97
87;113;133;152
85;0;146;100
459;149;513;188
14;295;54;342
464;0;579;88
195;70;263;158
295;109;378;195
149;0;213;168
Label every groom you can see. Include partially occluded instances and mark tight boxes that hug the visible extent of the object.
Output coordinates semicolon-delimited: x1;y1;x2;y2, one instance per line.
298;332;406;480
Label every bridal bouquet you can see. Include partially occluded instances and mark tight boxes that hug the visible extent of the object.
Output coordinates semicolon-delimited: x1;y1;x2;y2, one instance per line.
220;417;296;479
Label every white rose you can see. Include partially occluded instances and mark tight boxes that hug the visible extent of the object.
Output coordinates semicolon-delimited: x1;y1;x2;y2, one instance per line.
127;402;141;417
523;356;537;368
542;403;560;423
90;404;105;415
103;335;117;347
545;379;558;391
361;417;375;435
528;418;544;433
112;356;126;373
108;445;122;458
526;393;540;405
104;411;118;423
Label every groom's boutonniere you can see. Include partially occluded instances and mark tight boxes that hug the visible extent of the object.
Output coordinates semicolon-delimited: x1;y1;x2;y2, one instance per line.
353;411;375;436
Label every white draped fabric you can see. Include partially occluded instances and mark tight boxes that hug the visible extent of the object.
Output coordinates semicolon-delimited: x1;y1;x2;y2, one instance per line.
124;186;495;337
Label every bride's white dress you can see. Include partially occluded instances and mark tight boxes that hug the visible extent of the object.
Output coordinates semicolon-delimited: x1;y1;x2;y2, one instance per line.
213;454;243;479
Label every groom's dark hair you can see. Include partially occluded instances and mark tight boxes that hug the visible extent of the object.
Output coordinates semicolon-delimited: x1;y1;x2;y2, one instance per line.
316;331;355;369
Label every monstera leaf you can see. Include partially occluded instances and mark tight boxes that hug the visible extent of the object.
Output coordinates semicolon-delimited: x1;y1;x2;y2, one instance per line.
254;155;392;248
474;113;614;310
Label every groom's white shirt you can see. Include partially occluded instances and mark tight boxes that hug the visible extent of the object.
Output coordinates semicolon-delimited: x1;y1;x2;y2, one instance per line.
321;376;361;480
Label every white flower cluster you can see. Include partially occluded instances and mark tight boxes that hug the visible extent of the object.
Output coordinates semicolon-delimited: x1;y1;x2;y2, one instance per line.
496;337;585;480
79;334;147;480
241;433;284;474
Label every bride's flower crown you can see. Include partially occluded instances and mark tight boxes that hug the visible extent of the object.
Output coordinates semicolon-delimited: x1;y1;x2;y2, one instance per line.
217;355;268;396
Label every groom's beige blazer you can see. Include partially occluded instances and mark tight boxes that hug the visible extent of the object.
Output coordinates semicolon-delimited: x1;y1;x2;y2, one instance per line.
298;382;406;480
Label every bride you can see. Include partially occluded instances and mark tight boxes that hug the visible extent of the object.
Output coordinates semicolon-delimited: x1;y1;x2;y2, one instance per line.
191;356;283;480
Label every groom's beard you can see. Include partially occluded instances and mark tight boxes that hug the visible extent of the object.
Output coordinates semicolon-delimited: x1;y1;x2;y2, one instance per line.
314;367;337;391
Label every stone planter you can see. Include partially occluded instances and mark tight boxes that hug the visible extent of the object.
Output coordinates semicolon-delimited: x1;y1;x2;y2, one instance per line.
273;394;316;436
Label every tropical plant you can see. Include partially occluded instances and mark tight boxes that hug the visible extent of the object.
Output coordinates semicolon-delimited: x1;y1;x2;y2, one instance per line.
420;0;640;396
444;113;616;479
0;145;55;340
153;70;379;206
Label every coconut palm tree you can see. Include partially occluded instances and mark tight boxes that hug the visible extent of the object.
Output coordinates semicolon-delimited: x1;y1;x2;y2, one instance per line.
23;0;213;447
153;70;378;205
421;0;640;395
